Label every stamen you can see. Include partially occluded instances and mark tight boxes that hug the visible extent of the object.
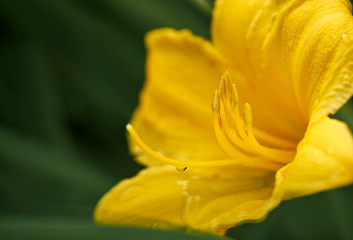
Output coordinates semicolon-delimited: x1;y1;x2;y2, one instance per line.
213;71;296;165
211;90;250;157
218;78;224;97
223;83;248;141
223;71;231;83
252;128;297;149
212;90;220;112
126;124;281;171
230;84;238;109
126;71;295;172
243;103;253;133
247;127;295;163
219;77;228;104
213;104;252;157
217;100;254;152
241;103;295;163
214;82;254;154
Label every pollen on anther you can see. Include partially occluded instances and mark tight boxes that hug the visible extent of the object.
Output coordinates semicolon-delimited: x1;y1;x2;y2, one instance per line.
220;71;231;98
218;78;224;95
223;71;231;82
243;103;253;131
212;90;220;112
231;84;239;109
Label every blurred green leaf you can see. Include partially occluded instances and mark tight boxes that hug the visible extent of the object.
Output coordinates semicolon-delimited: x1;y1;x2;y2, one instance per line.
0;218;230;240
100;0;211;38
333;98;353;131
188;0;214;16
228;184;353;240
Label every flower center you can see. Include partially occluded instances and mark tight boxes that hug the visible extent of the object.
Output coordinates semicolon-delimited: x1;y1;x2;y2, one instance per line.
126;72;297;172
212;71;296;166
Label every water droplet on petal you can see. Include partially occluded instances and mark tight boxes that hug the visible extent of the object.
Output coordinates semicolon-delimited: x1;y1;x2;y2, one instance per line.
119;187;145;202
184;195;201;215
176;167;187;172
152;222;171;229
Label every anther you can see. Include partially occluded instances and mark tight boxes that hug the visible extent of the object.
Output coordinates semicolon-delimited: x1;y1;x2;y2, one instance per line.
219;71;231;101
218;78;224;96
230;84;239;109
223;71;231;83
243;103;253;132
212;90;220;112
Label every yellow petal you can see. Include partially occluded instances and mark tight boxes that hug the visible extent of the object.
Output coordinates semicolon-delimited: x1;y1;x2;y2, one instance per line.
283;0;353;122
94;165;279;235
129;29;229;166
276;117;353;200
212;0;353;139
95;117;353;235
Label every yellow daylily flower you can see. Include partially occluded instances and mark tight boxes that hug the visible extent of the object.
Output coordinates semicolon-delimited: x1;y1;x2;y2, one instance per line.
95;0;353;236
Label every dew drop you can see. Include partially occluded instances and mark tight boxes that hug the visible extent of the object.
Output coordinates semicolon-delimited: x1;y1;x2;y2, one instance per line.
342;33;347;40
119;187;145;202
176;167;187;172
185;195;201;214
152;222;171;229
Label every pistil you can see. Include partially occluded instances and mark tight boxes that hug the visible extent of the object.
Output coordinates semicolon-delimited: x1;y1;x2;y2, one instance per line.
126;124;282;171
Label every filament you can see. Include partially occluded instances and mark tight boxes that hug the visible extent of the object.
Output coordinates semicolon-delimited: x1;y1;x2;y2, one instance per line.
212;91;252;156
242;103;295;163
212;71;296;164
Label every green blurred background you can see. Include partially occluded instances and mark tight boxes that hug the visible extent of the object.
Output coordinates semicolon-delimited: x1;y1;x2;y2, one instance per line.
1;0;353;239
